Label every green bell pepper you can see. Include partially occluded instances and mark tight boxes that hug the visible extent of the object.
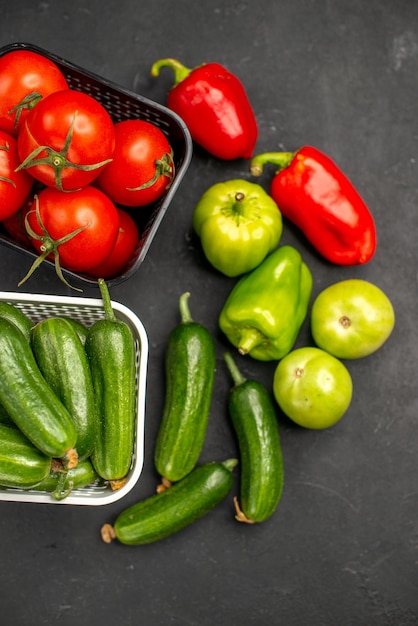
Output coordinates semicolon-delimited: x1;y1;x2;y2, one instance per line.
219;245;313;361
192;179;282;277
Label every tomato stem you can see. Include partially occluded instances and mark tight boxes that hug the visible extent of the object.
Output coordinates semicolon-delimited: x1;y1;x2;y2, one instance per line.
15;111;113;192
0;175;15;186
17;196;88;292
126;150;175;193
8;91;43;130
0;142;15;186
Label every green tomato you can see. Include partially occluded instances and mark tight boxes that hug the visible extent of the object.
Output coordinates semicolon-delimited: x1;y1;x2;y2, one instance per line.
311;279;395;359
192;179;282;277
273;347;353;429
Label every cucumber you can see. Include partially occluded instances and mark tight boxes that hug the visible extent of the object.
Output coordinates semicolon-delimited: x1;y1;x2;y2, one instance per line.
0;402;15;427
85;279;136;485
57;317;89;345
224;352;284;523
31;317;97;461
101;459;237;545
31;458;100;500
0;317;78;468
0;301;33;342
154;292;216;484
0;423;51;489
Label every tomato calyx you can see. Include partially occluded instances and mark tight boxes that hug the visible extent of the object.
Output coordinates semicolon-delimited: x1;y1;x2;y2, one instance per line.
339;315;351;329
126;150;175;192
16;111;113;192
8;91;44;131
18;195;91;292
0;174;15;186
0;141;15;186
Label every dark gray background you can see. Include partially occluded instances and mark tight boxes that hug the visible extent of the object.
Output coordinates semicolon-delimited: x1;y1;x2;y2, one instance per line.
1;2;417;625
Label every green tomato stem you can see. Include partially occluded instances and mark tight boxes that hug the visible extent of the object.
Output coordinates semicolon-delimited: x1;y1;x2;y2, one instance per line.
127;151;175;192
15;111;112;192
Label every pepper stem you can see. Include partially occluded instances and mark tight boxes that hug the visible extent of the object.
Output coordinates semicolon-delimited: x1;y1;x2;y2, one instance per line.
237;328;265;355
150;58;192;86
179;291;193;324
250;151;295;176
224;352;246;387
98;278;116;322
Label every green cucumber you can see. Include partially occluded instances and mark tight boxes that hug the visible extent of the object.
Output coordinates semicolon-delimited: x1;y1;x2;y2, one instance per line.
0;301;33;342
0;317;78;467
0;402;15;427
85;279;136;485
0;423;52;489
31;317;97;461
154;292;216;484
101;459;237;545
224;352;284;523
57;317;89;345
31;458;100;500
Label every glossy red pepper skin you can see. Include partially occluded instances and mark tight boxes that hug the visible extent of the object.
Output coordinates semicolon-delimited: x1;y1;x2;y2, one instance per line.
151;58;258;161
250;146;377;265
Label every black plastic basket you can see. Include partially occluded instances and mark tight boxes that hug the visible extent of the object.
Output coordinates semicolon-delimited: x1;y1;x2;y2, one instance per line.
0;42;193;288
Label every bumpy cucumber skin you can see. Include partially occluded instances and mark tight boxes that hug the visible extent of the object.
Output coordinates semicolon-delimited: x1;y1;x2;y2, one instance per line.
109;460;237;545
0;317;78;461
154;293;216;483
225;353;284;523
57;317;89;346
0;423;51;489
85;318;136;481
0;302;33;342
31;317;97;461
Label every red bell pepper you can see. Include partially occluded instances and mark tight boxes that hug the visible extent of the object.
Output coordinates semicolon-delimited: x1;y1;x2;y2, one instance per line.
151;58;258;161
250;146;377;265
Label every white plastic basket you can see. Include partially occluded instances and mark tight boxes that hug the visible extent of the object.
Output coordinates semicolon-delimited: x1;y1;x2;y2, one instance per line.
0;290;148;505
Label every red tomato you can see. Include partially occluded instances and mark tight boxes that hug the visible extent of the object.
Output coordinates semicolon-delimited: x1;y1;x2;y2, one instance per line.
97;119;174;206
26;186;119;272
87;208;139;278
0;49;69;136
0;129;33;220
17;89;115;191
1;191;34;245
